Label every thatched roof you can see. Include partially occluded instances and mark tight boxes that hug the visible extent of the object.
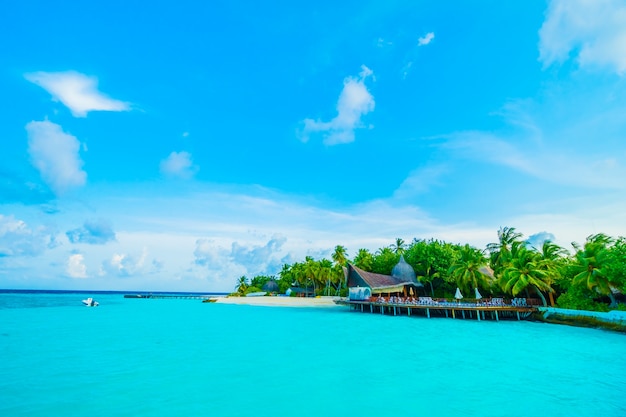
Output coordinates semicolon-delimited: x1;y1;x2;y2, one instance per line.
346;264;423;294
262;279;279;292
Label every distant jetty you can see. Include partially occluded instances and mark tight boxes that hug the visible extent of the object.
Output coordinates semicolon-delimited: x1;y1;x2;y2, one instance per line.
124;294;214;300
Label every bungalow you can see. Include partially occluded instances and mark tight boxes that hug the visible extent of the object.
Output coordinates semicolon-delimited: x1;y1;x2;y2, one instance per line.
346;255;424;300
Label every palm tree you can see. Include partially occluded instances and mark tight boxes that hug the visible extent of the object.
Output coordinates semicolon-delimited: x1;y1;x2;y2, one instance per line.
500;243;553;306
331;245;348;291
534;240;568;306
318;258;334;296
392;238;406;255
571;234;618;307
353;248;374;271
486;226;523;274
235;276;248;295
304;256;319;295
331;245;348;267
448;244;492;295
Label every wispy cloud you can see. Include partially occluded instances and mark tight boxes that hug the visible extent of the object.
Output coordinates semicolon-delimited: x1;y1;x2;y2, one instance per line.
26;120;86;195
67;253;87;278
442;129;626;190
66;219;116;245
539;0;626;74
0;215;56;257
301;65;375;145
25;71;130;117
392;165;449;200
376;37;393;48
403;32;435;78
418;32;435;46
160;151;198;179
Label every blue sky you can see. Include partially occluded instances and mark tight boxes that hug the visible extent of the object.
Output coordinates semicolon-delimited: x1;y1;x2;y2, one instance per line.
1;0;626;292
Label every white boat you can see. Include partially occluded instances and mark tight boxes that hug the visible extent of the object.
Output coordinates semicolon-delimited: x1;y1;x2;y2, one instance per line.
82;297;99;307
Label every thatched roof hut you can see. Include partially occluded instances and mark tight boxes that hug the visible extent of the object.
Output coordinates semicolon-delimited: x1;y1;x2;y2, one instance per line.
346;264;423;295
262;279;279;293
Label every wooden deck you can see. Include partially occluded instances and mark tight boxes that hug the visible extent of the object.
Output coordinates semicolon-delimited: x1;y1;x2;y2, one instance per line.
337;300;537;321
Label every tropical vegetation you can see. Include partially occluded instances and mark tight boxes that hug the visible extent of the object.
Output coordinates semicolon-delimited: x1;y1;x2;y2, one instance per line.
236;228;625;311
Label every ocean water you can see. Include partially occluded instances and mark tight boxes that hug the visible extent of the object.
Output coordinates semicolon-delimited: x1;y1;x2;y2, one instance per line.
1;292;625;417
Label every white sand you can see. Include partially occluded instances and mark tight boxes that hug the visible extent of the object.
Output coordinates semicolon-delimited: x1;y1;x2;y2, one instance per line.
213;296;342;308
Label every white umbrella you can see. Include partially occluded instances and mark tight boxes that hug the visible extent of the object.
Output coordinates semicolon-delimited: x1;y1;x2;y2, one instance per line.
454;287;463;301
474;288;482;299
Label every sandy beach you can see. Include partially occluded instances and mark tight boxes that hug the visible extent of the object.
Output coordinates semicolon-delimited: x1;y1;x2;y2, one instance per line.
213;295;342;308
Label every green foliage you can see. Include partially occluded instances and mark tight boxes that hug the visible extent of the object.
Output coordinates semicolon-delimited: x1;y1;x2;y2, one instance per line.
331;245;348;267
250;275;272;289
244;286;262;295
499;242;552;306
448;244;492;294
486;226;524;276
353;248;374;271
259;228;625;311
371;247;399;275
556;285;610;312
234;276;248;295
404;239;460;296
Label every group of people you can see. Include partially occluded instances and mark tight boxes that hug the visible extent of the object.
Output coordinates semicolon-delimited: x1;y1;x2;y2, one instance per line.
375;295;425;305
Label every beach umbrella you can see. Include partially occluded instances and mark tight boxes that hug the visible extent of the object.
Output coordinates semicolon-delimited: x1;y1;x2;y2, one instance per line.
454;288;463;302
474;288;482;299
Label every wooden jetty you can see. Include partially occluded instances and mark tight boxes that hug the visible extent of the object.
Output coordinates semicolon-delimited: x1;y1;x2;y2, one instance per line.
124;294;214;300
337;299;537;321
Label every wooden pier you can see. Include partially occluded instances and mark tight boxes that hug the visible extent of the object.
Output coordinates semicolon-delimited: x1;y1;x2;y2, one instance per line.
337;300;537;321
124;294;214;300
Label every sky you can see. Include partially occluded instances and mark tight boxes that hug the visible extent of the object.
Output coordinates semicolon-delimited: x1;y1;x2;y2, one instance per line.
1;0;626;292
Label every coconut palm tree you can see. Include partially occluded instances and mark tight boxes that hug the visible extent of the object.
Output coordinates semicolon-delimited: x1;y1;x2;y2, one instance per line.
500;243;553;306
571;234;618;307
317;258;335;296
331;245;348;267
486;226;523;274
448;244;492;295
392;238;406;255
235;275;248;295
534;240;568;305
353;248;374;271
304;256;320;295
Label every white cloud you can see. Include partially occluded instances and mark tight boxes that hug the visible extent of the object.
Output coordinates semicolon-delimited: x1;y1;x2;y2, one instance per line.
194;236;287;279
539;0;626;74
526;231;557;249
0;214;56;257
66;219;117;245
25;71;130;117
99;247;148;277
160;151;198;179
26;120;86;195
301;65;375;145
418;32;435;46
67;253;87;278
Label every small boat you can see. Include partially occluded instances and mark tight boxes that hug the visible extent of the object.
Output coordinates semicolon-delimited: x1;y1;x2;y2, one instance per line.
82;297;99;307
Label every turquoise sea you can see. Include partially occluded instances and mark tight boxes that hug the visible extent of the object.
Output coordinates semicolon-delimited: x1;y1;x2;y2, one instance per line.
1;291;625;417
